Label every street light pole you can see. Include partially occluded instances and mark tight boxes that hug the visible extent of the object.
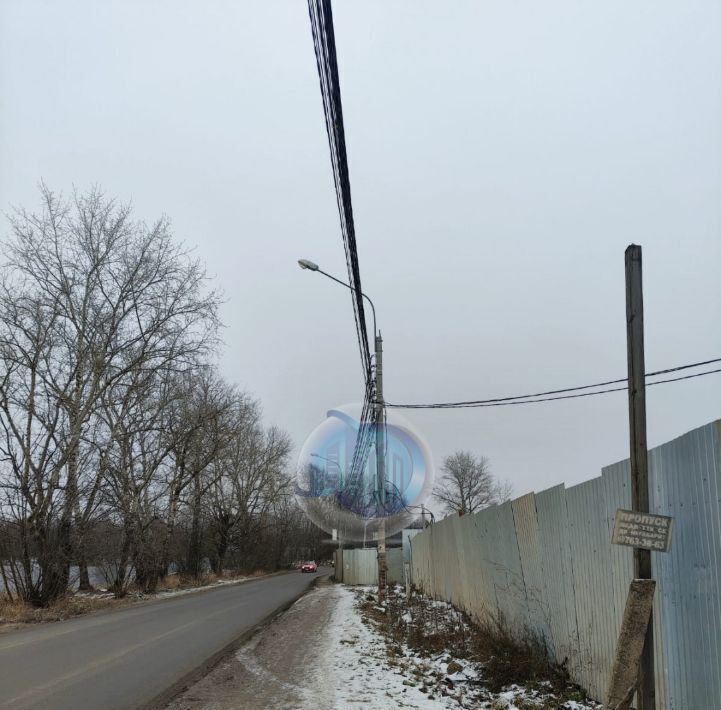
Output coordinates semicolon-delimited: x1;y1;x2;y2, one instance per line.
298;259;377;337
375;332;387;597
298;258;387;597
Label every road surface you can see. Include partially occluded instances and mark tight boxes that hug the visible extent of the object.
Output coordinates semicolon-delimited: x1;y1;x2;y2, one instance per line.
0;570;326;710
166;578;342;709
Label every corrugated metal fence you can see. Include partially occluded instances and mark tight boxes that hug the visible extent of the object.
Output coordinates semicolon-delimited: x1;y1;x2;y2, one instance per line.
409;420;721;708
334;547;403;586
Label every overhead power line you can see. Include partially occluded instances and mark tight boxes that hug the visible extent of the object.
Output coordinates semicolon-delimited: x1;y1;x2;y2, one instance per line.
386;357;721;410
307;0;378;497
307;0;372;379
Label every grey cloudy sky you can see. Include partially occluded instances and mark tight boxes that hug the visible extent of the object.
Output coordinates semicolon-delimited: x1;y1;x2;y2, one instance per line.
2;0;720;501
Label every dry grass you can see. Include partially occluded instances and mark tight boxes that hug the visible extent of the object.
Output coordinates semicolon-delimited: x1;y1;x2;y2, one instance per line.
158;568;259;590
358;586;596;709
470;613;570;694
0;568;269;633
0;593;129;631
156;573;182;591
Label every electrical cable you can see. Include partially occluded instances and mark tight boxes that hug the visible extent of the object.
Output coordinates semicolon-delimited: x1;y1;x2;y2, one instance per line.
307;0;372;378
308;0;380;509
386;357;721;410
382;480;435;524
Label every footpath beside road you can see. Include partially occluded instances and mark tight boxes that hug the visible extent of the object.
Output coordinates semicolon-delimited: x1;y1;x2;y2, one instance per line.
0;569;325;710
168;582;602;710
165;578;424;709
167;580;471;709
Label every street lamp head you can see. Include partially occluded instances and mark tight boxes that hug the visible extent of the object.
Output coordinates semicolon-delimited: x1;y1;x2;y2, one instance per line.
298;259;319;271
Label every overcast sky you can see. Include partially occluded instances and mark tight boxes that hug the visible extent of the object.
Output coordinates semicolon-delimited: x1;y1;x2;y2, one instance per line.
2;0;720;502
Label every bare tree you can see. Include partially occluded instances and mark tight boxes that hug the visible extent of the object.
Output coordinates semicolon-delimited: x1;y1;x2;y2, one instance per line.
165;370;236;580
432;451;511;516
0;263;72;605
0;184;220;604
0;184;331;604
267;490;304;570
96;367;175;595
207;411;292;574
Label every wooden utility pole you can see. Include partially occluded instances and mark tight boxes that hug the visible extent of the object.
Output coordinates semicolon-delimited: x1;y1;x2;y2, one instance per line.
624;244;655;709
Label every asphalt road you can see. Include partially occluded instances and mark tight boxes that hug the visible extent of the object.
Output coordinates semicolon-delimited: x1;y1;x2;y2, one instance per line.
0;570;327;710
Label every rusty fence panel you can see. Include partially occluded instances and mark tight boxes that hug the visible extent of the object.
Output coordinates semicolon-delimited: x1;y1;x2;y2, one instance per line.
409;419;721;708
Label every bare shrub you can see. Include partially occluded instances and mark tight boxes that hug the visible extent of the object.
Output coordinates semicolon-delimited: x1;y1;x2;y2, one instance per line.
0;592;127;629
360;586;593;706
471;612;568;694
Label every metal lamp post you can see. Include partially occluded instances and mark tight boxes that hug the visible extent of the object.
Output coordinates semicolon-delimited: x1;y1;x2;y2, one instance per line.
298;259;387;595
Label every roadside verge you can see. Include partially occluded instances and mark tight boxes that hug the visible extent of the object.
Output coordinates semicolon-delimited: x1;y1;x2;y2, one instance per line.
150;573;331;710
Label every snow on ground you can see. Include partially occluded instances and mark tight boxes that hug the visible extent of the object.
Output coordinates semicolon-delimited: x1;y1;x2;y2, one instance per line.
72;573;255;601
326;586;449;709
166;581;601;709
326;586;601;710
153;574;252;598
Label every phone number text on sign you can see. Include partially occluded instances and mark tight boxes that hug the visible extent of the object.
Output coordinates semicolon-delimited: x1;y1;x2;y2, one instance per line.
611;508;673;552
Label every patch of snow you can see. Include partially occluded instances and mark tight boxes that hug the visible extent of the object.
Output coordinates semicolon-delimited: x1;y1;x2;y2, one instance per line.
322;585;602;710
323;586;457;709
154;575;251;598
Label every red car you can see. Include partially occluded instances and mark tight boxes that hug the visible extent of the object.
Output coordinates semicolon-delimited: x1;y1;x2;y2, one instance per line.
301;561;318;573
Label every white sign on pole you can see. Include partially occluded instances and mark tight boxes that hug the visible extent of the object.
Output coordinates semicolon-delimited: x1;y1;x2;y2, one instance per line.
612;508;673;552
